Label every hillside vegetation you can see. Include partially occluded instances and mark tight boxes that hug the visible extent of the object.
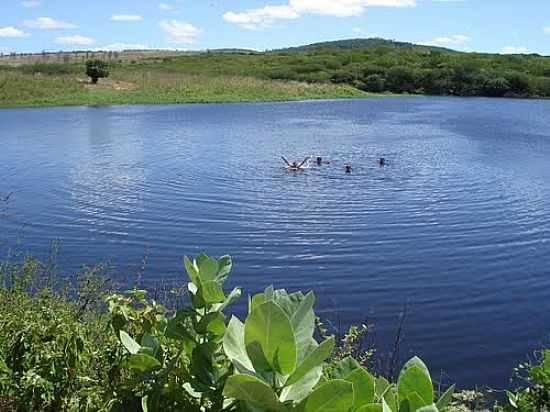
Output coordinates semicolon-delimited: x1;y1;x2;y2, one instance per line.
1;38;550;107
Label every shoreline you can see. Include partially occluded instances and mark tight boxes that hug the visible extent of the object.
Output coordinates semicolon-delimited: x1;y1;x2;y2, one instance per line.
0;91;389;110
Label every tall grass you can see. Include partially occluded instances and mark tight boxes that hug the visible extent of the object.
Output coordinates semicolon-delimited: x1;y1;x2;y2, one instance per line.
0;69;370;108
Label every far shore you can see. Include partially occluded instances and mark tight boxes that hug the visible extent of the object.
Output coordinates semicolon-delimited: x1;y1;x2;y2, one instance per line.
0;71;385;109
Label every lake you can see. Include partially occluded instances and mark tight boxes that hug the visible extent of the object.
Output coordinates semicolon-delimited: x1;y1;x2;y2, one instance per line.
1;97;550;389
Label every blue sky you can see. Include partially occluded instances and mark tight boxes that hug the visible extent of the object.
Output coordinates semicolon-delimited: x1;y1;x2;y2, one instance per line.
1;0;550;55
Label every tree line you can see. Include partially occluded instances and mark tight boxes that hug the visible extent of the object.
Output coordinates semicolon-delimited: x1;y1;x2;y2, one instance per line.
261;47;550;98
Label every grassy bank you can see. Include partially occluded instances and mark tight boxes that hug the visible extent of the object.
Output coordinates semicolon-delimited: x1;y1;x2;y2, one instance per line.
0;69;372;108
1;254;549;412
3;38;550;108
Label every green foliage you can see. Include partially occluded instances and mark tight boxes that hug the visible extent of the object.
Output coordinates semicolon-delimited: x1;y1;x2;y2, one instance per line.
107;253;240;411
506;350;550;411
482;78;511;97
0;261;116;412
20;253;550;412
361;74;386;93
4;39;550;107
86;59;110;84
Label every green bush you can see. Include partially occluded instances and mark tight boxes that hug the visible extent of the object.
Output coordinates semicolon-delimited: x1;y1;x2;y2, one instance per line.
86;59;110;84
361;74;386;93
4;254;550;412
0;280;116;411
506;350;550;411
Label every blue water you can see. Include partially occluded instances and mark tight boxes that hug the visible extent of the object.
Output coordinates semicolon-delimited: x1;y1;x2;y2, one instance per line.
1;97;550;389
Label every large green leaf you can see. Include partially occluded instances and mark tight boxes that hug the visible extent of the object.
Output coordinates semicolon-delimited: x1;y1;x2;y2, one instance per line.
301;379;354;412
216;255;232;282
224;374;284;411
382;399;394;412
141;334;160;358
290;292;316;362
217;287;241;312
244;301;297;375
201;280;226;304
286;337;335;386
197;312;226;336
250;293;267;314
397;357;433;406
280;366;323;403
331;357;361;379
435;385;455;411
223;316;254;372
184;256;200;285
404;391;427;412
345;367;376;409
127;353;162;373
120;331;141;355
198;255;219;281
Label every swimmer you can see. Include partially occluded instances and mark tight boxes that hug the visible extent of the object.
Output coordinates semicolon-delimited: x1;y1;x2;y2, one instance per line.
282;156;311;170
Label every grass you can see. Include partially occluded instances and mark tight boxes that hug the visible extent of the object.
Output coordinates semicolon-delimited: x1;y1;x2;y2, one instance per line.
0;67;373;108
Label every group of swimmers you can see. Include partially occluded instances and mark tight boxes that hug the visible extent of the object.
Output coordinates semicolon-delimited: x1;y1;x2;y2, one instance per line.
282;155;386;173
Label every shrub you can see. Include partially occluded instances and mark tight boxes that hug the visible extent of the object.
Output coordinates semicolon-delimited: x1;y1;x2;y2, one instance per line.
506;350;550;411
361;74;386;93
1;253;463;412
86;59;109;84
330;71;355;84
0;287;115;411
386;66;418;93
482;77;511;97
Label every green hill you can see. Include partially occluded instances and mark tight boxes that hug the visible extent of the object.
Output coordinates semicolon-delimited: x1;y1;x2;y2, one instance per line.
277;37;456;53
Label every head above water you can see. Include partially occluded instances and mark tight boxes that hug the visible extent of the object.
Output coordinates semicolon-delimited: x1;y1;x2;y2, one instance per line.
379;157;386;166
345;164;353;173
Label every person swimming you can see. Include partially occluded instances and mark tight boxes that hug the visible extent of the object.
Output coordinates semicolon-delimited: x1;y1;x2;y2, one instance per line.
345;164;353;173
316;156;331;165
282;156;311;170
379;157;386;166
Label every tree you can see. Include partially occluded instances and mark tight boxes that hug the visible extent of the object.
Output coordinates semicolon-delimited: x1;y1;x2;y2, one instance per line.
361;74;386;92
483;77;511;97
386;66;417;93
505;71;531;95
86;59;109;84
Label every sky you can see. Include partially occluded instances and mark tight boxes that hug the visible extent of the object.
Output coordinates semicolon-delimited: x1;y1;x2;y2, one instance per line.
1;0;550;55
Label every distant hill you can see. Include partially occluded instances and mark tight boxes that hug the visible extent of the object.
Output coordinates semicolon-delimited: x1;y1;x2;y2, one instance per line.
276;38;457;54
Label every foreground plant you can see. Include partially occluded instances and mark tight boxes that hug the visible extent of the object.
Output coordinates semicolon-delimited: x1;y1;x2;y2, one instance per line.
506;350;550;411
222;285;455;412
110;254;241;411
1;253;463;412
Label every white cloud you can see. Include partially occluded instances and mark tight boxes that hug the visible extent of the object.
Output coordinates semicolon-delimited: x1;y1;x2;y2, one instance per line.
501;46;529;54
423;34;469;48
20;0;40;8
160;20;200;43
544;27;550;35
111;15;144;22
224;0;415;29
55;35;95;45
0;26;29;38
289;0;415;17
94;42;148;51
223;5;299;30
159;3;174;10
24;17;78;29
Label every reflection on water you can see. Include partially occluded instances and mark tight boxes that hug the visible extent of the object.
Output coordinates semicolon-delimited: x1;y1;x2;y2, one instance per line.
1;97;550;389
69;108;147;232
